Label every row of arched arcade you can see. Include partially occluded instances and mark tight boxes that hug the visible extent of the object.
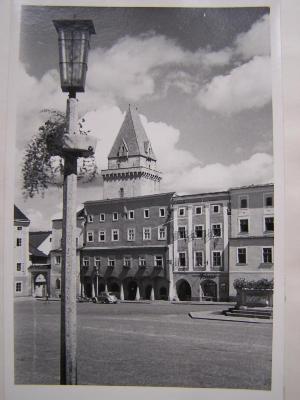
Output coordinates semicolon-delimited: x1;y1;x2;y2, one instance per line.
81;276;169;301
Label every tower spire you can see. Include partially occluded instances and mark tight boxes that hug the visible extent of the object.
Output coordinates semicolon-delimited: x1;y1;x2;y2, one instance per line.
101;105;162;199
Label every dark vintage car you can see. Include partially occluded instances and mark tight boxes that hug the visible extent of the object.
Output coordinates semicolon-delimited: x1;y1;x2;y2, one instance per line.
93;292;118;304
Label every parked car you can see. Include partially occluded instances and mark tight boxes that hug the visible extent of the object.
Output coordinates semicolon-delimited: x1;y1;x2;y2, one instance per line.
93;292;118;304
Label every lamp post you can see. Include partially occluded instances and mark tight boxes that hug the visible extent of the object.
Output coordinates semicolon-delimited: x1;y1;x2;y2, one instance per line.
94;265;100;297
53;19;96;385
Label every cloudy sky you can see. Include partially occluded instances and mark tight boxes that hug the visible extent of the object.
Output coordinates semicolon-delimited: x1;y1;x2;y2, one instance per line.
15;5;273;230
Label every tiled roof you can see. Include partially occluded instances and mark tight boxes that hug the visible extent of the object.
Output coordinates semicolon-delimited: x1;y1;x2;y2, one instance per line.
108;105;157;161
29;244;47;258
29;231;51;249
14;205;30;221
84;191;175;206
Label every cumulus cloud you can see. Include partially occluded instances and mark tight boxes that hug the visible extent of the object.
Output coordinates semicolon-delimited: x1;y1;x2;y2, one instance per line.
234;14;270;60
197;56;271;115
86;34;194;102
202;47;233;67
162;153;273;194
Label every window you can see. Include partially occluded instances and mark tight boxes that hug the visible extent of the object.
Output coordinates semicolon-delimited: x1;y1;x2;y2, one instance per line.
265;195;273;207
99;231;106;242
178;252;186;267
240;196;248;209
120;188;124;198
194;225;204;238
87;215;94;223
237;248;247;264
16;263;22;272
87;231;94;242
139;257;146;267
154;255;163;267
112;229;119;241
15;282;22;293
211;224;222;238
159;208;166;217
178;207;185;217
239;219;249;234
194;251;203;267
262;248;273;263
264;217;274;232
143;227;151;240
94;257;101;267
55;255;61;264
212;251;222;267
211;204;220;213
56;279;61;290
144;209;150;218
128;210;135;220
123;256;131;268
16;238;22;247
158;226;167;240
108;258;115;267
17;227;22;231
127;228;135;241
99;213;105;222
83;257;89;267
113;212;118;221
195;206;202;215
178;226;187;239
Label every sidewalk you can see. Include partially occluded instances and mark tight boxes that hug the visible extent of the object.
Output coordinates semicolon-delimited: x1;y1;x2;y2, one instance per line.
189;310;273;324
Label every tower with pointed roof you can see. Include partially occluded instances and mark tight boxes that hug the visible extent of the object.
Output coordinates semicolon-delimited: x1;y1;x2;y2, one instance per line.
101;105;162;199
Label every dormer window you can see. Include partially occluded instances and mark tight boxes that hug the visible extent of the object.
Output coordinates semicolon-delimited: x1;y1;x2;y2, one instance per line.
144;141;152;156
118;139;129;158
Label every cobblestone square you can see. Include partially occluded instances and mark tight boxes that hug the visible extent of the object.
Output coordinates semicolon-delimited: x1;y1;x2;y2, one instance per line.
14;299;272;389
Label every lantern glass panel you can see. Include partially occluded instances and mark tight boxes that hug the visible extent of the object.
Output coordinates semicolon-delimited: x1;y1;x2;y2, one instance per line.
57;28;91;92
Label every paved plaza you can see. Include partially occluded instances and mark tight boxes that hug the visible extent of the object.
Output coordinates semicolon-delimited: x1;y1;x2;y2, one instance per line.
14;299;272;389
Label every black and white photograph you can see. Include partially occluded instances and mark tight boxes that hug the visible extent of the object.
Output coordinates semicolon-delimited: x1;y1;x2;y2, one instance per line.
1;0;289;399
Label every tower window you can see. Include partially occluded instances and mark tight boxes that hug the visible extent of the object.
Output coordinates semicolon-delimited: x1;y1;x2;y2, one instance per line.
113;212;118;221
144;209;150;218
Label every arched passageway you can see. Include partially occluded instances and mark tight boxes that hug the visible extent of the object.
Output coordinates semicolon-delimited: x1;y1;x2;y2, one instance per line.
159;286;168;300
176;280;191;301
126;280;137;300
145;285;152;300
108;282;120;298
34;274;47;297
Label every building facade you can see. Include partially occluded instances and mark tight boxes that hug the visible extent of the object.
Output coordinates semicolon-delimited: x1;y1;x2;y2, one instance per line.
28;231;52;297
170;192;230;301
80;192;174;300
14;206;31;297
228;184;274;299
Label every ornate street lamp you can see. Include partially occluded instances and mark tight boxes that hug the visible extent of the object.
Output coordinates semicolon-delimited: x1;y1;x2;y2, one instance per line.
53;19;96;385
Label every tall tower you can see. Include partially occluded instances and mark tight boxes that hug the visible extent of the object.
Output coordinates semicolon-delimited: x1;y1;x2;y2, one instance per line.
101;105;162;199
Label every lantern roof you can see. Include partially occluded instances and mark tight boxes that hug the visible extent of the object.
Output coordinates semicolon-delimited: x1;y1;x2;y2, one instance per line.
53;19;96;34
